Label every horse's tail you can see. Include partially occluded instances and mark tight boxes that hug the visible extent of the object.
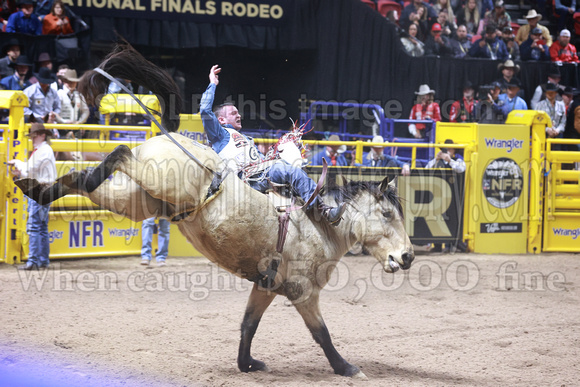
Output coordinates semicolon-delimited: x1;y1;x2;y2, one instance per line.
78;42;182;132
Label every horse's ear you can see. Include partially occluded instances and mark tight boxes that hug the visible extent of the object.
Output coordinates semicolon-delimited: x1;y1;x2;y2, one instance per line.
389;176;398;189
339;175;348;187
379;176;390;193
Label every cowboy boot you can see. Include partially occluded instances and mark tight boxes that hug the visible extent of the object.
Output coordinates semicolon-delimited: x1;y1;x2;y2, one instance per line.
318;202;347;225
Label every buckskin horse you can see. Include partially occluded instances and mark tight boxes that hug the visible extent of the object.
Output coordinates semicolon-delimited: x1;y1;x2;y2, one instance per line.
15;45;415;378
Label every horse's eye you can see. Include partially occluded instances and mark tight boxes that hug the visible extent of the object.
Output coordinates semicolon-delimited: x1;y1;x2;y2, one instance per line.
382;210;393;219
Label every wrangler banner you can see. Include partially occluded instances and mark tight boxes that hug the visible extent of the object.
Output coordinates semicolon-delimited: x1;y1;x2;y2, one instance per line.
64;0;286;25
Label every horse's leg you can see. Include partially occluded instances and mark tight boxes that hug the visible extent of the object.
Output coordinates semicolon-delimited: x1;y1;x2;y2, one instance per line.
292;293;365;378
238;283;276;373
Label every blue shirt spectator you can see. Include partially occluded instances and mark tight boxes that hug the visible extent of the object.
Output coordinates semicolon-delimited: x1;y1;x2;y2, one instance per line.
497;79;527;118
520;27;551;61
0;55;32;91
6;0;42;35
311;134;348;166
468;25;509;60
23;68;61;122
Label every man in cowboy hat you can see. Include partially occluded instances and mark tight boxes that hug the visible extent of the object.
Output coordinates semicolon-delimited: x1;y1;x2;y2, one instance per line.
54;69;89;125
520;27;551;61
515;9;552;46
7;123;56;270
559;86;576;114
550;29;579;64
362;135;411;175
495;59;522;96
482;0;512;35
0;38;22;79
6;0;42;35
23;67;61;124
536;83;567;138
449;81;476;123
531;65;564;109
0;55;33;91
311;134;348;167
408;84;441;139
497;78;527;119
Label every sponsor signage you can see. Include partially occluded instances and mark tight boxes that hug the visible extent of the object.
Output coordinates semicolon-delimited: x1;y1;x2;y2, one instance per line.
480;222;522;233
64;0;287;25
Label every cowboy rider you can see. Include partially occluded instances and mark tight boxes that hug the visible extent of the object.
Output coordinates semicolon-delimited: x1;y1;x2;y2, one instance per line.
200;65;346;224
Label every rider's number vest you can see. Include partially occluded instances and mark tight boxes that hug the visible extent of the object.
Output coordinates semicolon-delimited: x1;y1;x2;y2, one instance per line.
218;128;263;174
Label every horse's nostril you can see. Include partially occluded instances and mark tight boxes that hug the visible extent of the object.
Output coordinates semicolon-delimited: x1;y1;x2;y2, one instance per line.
402;252;414;265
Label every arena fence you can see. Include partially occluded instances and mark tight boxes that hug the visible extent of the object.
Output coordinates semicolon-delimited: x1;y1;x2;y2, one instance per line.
2;92;580;264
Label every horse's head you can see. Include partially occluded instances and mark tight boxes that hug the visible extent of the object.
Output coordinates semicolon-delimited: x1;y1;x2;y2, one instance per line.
343;177;414;273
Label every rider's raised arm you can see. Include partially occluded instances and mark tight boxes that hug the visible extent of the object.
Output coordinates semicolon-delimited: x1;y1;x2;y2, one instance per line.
200;82;225;145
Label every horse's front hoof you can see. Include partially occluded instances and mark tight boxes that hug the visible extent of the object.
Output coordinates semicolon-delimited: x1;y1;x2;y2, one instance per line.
352;370;368;380
337;363;364;378
239;358;270;373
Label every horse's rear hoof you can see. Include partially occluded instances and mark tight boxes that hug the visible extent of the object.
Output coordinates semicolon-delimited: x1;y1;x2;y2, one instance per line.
239;358;270;373
352;370;368;380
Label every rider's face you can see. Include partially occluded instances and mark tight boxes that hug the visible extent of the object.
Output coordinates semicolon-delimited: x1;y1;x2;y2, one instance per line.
218;105;242;130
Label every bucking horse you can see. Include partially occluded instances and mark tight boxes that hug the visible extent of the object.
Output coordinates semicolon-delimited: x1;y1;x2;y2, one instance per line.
15;44;415;378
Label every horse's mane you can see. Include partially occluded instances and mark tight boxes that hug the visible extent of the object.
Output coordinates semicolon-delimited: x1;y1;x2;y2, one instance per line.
326;180;403;217
78;41;182;132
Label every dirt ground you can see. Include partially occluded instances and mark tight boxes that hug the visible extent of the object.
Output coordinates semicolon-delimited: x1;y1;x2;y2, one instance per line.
0;251;579;387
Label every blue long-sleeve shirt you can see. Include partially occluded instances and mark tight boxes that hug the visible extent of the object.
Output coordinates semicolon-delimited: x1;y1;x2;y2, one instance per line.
361;152;407;168
200;82;263;158
0;74;31;91
555;0;576;11
6;11;42;35
468;37;509;61
497;93;527;118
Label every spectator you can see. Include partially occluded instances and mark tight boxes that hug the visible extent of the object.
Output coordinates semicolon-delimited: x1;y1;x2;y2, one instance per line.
449;81;476;122
42;0;73;35
495;59;524;97
520;27;551;61
553;0;576;31
311;134;348;166
450;24;472;58
400;0;437;35
408;84;441;139
7;123;56;270
531;66;563;109
425;22;454;56
362;135;411;175
501;26;520;61
515;9;552;47
51;64;69;91
482;0;511;34
550;29;579;63
0;0;17;26
468;24;509;60
427;139;466;253
433;0;456;26
536;83;567;139
0;55;32;91
6;0;42;34
23;67;61;123
140;217;170;267
435;8;455;38
560;86;576;114
54;69;89;125
479;0;494;17
456;0;481;36
497;78;527;118
0;38;22;79
475;81;505;123
401;23;425;57
36;52;53;72
563;90;580;152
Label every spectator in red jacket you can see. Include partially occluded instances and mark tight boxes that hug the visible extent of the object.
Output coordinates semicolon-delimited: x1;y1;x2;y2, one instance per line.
408;84;441;139
550;29;579;63
449;81;476;122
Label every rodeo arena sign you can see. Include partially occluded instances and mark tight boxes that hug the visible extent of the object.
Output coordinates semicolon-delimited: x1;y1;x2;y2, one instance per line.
63;0;286;24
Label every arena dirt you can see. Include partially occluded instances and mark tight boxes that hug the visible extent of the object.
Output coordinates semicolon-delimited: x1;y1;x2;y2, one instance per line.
0;252;578;386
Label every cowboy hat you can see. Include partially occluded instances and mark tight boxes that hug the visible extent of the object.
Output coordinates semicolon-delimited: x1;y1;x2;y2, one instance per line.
37;52;51;63
506;77;522;88
9;54;33;68
34;67;57;84
524;9;542;20
415;84;435;95
59;69;80;82
497;59;520;73
27;123;53;137
2;38;22;54
548;65;561;79
371;135;387;144
328;134;347;154
542;82;560;92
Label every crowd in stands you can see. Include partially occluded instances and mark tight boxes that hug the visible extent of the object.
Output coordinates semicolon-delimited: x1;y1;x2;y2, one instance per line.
0;0;89;129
